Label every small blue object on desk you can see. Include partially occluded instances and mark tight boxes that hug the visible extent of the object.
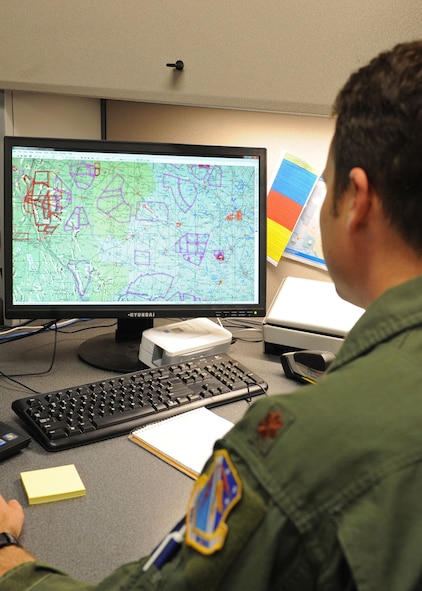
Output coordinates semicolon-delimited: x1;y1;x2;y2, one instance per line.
0;421;31;461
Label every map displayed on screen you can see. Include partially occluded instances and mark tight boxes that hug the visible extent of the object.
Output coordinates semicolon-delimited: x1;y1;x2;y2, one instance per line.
11;148;261;307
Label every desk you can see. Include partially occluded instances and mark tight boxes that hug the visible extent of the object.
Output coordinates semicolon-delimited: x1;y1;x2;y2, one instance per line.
0;320;297;583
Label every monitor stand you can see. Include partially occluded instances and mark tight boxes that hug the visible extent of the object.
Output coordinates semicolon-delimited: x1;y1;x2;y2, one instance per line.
78;318;154;373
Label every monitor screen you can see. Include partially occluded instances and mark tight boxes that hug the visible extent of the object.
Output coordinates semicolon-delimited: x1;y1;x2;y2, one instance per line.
3;136;267;372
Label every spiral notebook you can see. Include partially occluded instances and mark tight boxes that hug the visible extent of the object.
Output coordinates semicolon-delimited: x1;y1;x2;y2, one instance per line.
129;408;233;479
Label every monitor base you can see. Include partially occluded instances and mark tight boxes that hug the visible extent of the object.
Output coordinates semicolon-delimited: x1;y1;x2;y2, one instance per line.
78;318;154;373
78;333;148;373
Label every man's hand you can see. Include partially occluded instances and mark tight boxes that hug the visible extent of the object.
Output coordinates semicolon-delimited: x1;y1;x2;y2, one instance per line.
0;495;35;577
0;496;25;539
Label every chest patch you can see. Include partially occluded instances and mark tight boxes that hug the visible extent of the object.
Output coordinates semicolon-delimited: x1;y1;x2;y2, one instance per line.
186;449;242;555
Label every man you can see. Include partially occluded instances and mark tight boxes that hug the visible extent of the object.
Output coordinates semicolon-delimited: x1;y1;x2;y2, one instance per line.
1;39;422;590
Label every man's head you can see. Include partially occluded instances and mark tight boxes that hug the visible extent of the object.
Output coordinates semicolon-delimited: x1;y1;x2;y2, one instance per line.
330;40;422;252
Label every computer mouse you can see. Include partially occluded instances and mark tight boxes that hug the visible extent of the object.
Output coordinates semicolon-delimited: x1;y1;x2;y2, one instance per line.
280;349;336;384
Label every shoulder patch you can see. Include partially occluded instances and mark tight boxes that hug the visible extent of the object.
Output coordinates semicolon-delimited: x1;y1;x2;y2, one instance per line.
186;449;242;555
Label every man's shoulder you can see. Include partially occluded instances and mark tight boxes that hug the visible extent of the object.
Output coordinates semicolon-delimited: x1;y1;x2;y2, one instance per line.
222;359;422;515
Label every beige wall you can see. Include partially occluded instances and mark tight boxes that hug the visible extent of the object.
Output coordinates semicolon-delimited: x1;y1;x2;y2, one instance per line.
106;101;335;307
0;1;419;115
4;91;102;139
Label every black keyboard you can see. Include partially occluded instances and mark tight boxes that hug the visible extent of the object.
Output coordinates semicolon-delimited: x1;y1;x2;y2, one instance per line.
12;353;268;451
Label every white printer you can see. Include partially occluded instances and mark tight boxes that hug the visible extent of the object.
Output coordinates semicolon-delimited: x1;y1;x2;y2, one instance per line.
263;276;364;355
139;317;232;368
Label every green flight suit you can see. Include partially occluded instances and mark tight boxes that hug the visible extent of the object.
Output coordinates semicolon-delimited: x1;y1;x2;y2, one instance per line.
2;275;422;591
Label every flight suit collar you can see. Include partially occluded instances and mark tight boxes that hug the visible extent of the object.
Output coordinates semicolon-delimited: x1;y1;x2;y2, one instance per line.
329;275;422;373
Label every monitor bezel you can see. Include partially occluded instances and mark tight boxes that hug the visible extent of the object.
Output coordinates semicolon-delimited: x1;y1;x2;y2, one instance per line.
3;135;267;322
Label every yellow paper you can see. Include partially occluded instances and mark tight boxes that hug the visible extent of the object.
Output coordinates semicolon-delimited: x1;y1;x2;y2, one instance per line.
20;464;86;505
267;218;292;264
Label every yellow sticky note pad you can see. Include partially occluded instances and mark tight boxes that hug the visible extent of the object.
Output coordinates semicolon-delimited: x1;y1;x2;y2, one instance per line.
20;464;86;505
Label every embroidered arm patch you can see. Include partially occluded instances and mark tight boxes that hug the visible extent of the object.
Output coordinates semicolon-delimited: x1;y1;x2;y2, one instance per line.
186;449;242;555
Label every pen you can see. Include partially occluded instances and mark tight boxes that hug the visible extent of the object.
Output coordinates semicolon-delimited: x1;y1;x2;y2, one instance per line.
143;518;186;571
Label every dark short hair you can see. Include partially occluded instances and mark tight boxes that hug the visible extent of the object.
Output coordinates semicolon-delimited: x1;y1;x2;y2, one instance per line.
332;40;422;252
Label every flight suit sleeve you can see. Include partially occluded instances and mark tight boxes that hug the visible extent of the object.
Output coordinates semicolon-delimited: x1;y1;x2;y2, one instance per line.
0;560;95;591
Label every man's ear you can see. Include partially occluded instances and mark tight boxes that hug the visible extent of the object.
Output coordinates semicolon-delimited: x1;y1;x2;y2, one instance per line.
346;167;373;231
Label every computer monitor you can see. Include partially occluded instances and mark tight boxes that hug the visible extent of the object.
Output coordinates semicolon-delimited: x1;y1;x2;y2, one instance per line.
3;136;267;372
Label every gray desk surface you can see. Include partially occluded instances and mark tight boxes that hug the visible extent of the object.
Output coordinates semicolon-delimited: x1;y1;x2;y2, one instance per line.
0;320;298;583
